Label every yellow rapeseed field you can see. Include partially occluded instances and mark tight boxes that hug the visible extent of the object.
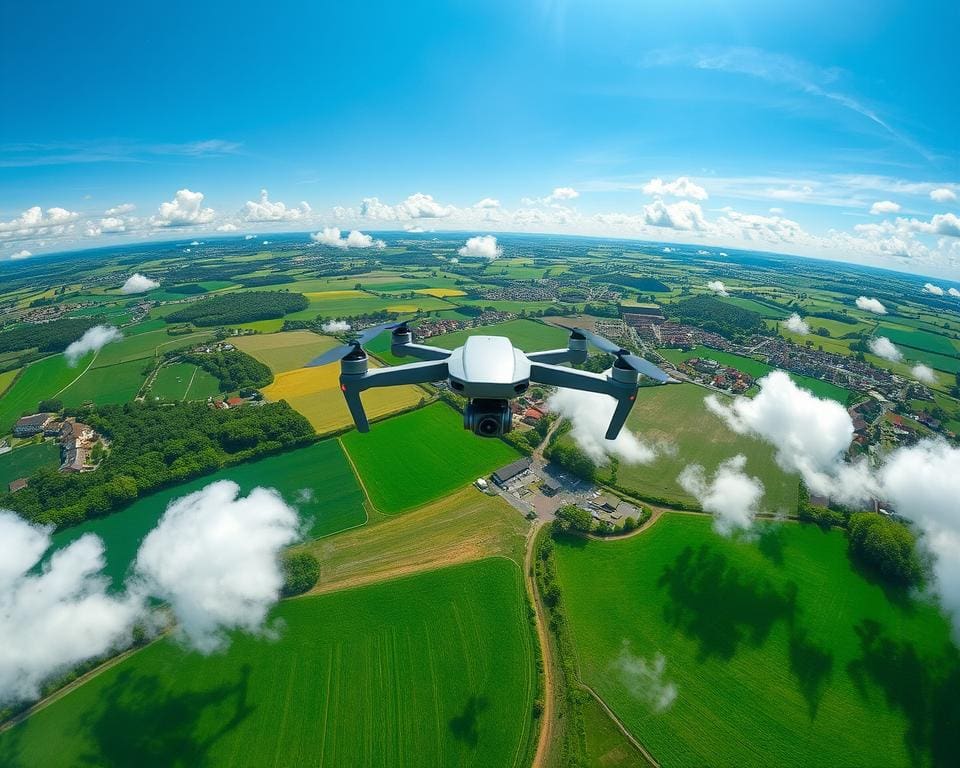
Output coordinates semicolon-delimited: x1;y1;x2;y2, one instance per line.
413;288;466;298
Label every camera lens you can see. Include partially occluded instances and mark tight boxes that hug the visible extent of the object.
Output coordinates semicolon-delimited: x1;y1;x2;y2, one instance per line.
478;416;499;436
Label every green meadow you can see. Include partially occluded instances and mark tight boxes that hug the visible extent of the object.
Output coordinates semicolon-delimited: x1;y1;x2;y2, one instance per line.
150;363;221;401
431;318;570;353
0;559;536;768
341;403;519;514
0;442;60;488
48;439;366;589
0;355;91;434
553;514;960;768
59;359;148;407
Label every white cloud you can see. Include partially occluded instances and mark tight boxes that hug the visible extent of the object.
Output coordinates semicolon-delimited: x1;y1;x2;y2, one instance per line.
548;385;656;465
923;282;945;296
870;200;901;215
856;296;887;314
241;189;311;222
784;313;811;335
244;234;256;240
133;481;300;653
11;249;32;260
360;193;454;220
0;512;142;705
642;176;708;201
949;288;960;298
611;644;677;713
458;234;502;260
104;203;135;216
769;207;785;215
911;364;937;385
310;227;384;249
930;188;957;203
706;280;729;297
85;216;129;237
641;199;708;231
705;371;874;505
0;206;79;241
321;320;351;333
64;325;123;366
216;222;238;232
868;336;903;363
678;455;764;535
152;189;215;227
714;209;807;244
522;187;581;206
120;273;160;294
473;197;501;209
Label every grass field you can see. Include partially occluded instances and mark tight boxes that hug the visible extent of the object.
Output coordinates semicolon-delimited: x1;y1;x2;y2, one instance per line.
0;559;536;768
561;383;800;512
48;440;366;589
341;403;520;514
553;514;960;768
431;318;570;353
149;363;221;401
0;368;20;397
659;346;854;404
0;355;91;435
59;359;148;407
878;323;958;356
261;360;422;434
91;329;213;369
0;442;60;487
233;330;336;373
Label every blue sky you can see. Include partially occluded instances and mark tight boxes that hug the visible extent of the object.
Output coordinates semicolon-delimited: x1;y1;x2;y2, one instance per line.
1;0;958;276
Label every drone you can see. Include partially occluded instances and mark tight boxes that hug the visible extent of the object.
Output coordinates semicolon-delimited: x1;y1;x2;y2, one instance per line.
305;321;678;439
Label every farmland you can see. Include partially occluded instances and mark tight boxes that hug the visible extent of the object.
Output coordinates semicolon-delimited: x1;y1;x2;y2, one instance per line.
261;360;422;434
658;346;854;404
58;359;148;407
877;323;959;356
431;318;570;353
48;439;366;588
149;363;221;401
0;368;19;397
232;330;336;373
341;403;519;514
553;514;959;768
0;442;60;488
90;328;213;369
0;559;537;768
557;383;800;512
0;355;91;434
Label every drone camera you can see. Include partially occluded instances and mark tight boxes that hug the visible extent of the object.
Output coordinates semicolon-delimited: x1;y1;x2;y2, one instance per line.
464;398;512;437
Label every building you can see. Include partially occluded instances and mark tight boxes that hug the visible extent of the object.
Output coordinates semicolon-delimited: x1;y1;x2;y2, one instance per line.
474;477;489;491
226;396;246;408
8;478;28;493
492;457;532;486
13;413;53;437
541;476;562;496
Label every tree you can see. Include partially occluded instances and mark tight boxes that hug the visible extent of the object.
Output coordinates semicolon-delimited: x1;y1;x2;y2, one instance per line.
38;399;62;412
281;551;320;597
555;503;594;533
848;513;922;587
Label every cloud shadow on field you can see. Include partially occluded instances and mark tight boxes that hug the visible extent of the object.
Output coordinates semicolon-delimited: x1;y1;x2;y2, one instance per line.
755;524;786;566
657;545;797;660
449;695;489;747
847;619;960;768
77;664;255;767
787;627;834;720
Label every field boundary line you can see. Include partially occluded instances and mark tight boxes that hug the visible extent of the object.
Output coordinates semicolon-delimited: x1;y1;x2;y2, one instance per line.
0;366;24;399
182;363;199;401
336;436;380;519
53;349;99;396
578;682;660;768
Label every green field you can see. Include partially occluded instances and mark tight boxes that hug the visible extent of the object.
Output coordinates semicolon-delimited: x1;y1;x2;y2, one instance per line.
721;296;791;319
563;383;800;512
48;440;366;588
0;354;91;434
878;324;959;356
232;330;336;373
150;363;221;401
91;328;212;369
0;559;536;768
659;346;854;404
431;318;570;353
341;403;519;513
59;359;148;407
0;442;60;488
553;515;959;768
0;368;20;397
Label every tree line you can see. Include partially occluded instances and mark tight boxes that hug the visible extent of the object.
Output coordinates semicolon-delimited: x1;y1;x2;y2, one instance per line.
180;349;273;392
165;291;307;326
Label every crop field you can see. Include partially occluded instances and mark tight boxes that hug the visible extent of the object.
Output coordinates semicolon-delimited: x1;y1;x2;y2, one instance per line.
658;346;854;404
0;355;91;435
0;441;60;487
302;485;528;595
232;330;336;373
877;324;959;356
431;318;570;353
561;383;800;512
58;359;148;407
280;290;450;321
721;296;791;318
0;559;536;768
0;368;20;397
261;361;422;434
90;328;212;369
553;514;959;768
341;403;519;514
47;439;366;589
149;363;221;401
414;287;467;298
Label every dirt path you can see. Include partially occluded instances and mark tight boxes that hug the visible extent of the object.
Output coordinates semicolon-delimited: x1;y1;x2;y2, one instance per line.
580;683;660;768
182;364;199;401
525;521;556;768
53;349;99;397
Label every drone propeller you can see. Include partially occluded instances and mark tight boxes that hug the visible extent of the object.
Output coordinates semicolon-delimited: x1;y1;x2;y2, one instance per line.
304;321;400;367
559;324;677;383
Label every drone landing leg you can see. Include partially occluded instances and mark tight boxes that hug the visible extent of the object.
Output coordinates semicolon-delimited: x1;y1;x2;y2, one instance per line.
341;382;370;432
604;392;638;440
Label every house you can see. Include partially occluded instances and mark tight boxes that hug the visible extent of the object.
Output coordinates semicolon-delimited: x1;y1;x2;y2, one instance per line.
474;477;489;491
13;413;53;437
523;407;545;423
60;418;95;444
493;458;532;486
615;500;639;519
226;396;246;408
541;476;562;496
61;445;93;472
8;478;28;493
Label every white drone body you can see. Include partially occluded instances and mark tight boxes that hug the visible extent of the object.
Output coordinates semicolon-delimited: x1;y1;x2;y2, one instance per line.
307;322;677;439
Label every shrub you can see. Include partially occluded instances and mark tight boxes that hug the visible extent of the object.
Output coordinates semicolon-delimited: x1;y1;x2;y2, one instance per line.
281;551;321;597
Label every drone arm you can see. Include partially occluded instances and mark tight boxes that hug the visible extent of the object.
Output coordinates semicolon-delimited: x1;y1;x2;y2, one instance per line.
525;348;586;365
605;391;637;440
390;342;452;361
339;359;449;433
